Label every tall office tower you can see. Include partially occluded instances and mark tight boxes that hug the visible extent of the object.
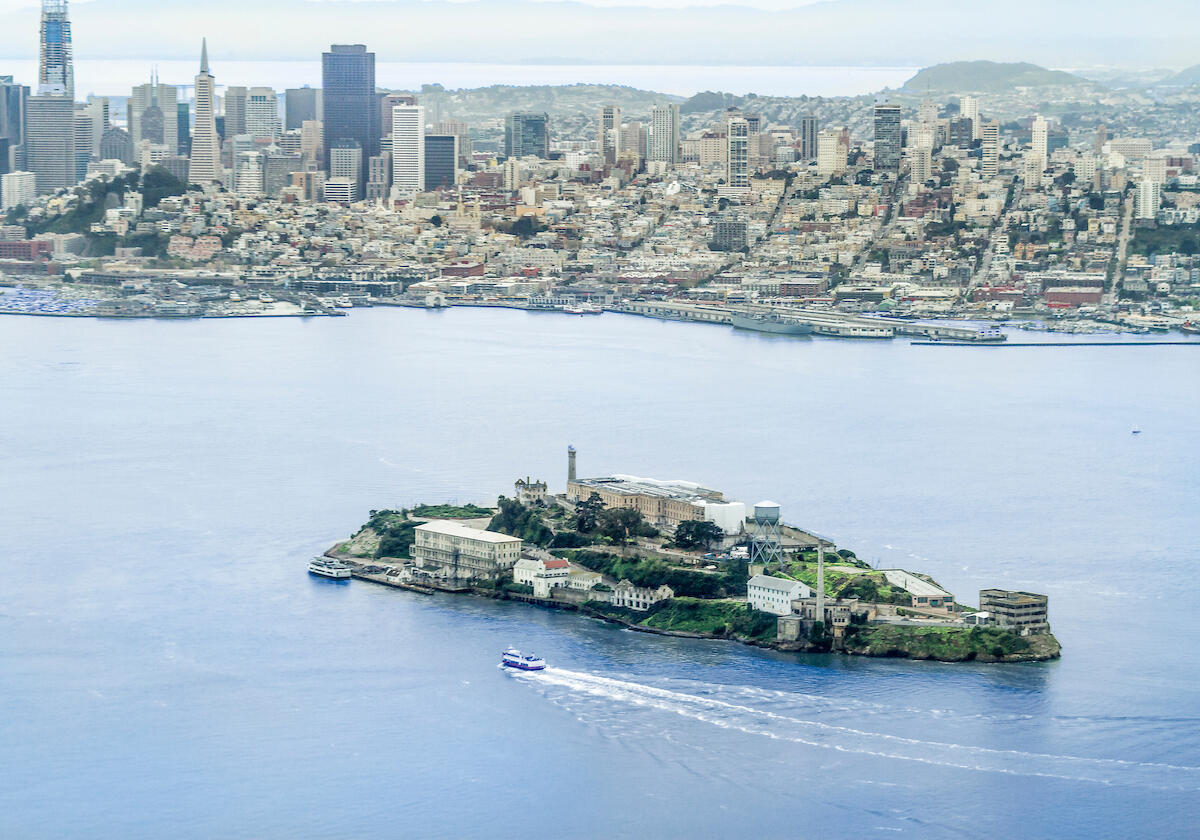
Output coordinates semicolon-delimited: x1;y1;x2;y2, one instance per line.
285;86;321;131
223;86;248;139
980;120;1000;176
505;112;549;159
390;104;424;194
264;150;302;197
873;103;901;171
433;119;470;165
188;39;222;185
649;104;680;164
100;126;132;163
364;151;390;201
71;109;93;181
234;151;263;197
918;98;937;126
329;139;363;200
620;121;647;165
25;95;75;193
1031;115;1048;165
2;171;37;211
960;95;980;141
300;119;323;166
245;87;280;140
599;105;621;164
379;93;416;137
909;144;932;185
81;96;107;156
743;113;762;135
277;130;301;155
726;117;749;188
424;134;457;191
322;44;378;194
797;114;818;160
0;77;30;173
816;127;847;176
38;0;73;97
129;78;178;153
176;101;190;156
1094;124;1107;155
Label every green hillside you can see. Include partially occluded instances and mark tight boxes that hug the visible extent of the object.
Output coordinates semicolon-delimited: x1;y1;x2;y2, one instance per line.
904;61;1091;92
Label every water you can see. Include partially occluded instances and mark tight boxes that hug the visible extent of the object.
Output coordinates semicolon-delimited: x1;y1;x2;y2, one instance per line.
0;59;916;98
1;308;1198;838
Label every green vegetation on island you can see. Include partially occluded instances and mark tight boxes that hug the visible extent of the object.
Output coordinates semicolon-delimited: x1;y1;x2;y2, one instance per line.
903;61;1091;93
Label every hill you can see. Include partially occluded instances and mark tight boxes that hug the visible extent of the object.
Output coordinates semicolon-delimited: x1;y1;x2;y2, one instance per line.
903;61;1092;93
1161;64;1200;86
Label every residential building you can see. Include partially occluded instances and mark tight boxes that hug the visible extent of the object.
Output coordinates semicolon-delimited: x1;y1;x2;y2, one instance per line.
1031;115;1048;164
748;574;812;616
649;104;680;164
1136;179;1161;220
817;127;846;176
727;117;749;188
390;104;424;194
505;112;550;159
411;520;522;581
620;121;646;165
797;114;818;160
329;140;363;201
910;144;932;185
599;105;621;164
609;580;674;611
322;44;379;192
1;170;36;210
960;95;980;141
188;39;222;185
365;151;391;201
711;214;747;251
873;103;901;171
979;589;1049;635
980;120;1000;177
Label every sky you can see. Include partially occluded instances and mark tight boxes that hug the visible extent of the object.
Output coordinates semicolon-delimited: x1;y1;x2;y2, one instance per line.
0;0;1197;70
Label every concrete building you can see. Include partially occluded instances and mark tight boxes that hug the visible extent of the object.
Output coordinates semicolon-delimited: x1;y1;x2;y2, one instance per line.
300;119;323;166
365;151;391;201
649;104;680;165
514;477;547;505
979;589;1049;635
411;520;522;581
873;103;901;171
25;94;75;194
390;104;424;194
960;95;980;141
38;0;73;98
567;475;723;530
129;80;178;153
727;117;750;189
322;44;379;194
329;140;363;201
881;569;954;612
1136;179;1161;220
245;87;280;140
423;134;457;191
512;556;570;597
285;86;321;131
711;214;748;251
609;580;674;611
1;170;36;211
797;114;818;160
1031;115;1048;165
748;574;812;616
817;127;847;177
599;105;621;165
980;120;1000;177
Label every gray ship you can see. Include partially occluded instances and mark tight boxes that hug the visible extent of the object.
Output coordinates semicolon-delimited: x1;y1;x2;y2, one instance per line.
729;313;814;336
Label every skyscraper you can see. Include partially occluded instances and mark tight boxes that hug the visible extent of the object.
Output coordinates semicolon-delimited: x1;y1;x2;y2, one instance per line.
980;120;1000;177
177;101;191;157
649;104;680;165
38;0;73;97
797;114;818;160
129;77;178;153
0;76;29;174
246;87;280;140
25;95;75;192
424;134;457;191
960;95;980;141
390;104;425;194
505;112;549;159
223;86;247;140
329;139;363;200
188;39;222;185
285;87;321;131
1031;115;1048;165
873;103;901;171
727;117;749;188
817;127;847;177
599;105;621;165
322;44;378;194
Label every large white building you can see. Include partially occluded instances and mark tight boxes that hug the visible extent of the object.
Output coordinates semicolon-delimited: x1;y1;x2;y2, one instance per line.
411;520;523;581
390;104;425;195
816;128;846;177
188;39;222;185
1;171;37;211
960;95;980;141
128;80;178;154
747;574;812;616
980;120;1000;177
727;117;750;189
245;87;280;140
1031;115;1048;165
649;104;680;165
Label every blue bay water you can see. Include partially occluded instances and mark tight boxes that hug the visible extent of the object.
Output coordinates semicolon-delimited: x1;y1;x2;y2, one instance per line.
1;308;1198;838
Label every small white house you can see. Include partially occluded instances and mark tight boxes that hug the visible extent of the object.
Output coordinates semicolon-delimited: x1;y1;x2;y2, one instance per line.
747;574;812;616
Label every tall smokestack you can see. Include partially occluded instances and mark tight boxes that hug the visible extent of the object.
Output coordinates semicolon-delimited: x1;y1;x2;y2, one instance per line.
816;542;826;626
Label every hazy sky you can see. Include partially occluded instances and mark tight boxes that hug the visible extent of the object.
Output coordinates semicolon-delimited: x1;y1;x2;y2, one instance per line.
1;0;1197;70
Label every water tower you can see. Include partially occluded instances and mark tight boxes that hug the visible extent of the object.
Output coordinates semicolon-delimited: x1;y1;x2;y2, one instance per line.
750;500;783;571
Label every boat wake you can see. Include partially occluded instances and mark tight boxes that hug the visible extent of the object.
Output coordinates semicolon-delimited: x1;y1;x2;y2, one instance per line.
514;667;1200;791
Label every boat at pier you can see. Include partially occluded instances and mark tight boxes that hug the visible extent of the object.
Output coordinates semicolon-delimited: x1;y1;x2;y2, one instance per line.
729;313;814;336
563;303;602;315
308;557;352;579
501;647;547;671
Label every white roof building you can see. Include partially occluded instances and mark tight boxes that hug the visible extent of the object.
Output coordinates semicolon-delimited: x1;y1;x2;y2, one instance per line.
748;574;812;616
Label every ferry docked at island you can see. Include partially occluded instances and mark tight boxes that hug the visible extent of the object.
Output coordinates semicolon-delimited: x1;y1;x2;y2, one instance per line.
501;647;547;671
729;312;814;336
308;557;352;579
563;303;602;315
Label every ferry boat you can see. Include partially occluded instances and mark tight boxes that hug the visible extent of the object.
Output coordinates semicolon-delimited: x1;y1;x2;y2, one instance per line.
1182;321;1199;335
563;303;602;315
729;313;814;336
334;296;354;308
501;647;547;671
308;557;352;579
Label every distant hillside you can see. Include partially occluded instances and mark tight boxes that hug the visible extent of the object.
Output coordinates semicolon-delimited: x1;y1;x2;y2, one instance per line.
903;61;1091;92
1161;64;1200;86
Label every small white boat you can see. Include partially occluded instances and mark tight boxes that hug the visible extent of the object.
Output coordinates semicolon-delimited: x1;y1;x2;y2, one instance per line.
501;647;546;671
308;557;352;579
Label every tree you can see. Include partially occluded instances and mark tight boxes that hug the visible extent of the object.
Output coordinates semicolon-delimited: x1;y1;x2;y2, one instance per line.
430;214;443;227
674;519;725;551
575;492;605;533
597;507;645;545
142;165;187;208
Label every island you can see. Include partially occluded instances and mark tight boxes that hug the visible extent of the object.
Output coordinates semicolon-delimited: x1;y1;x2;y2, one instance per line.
322;454;1060;664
